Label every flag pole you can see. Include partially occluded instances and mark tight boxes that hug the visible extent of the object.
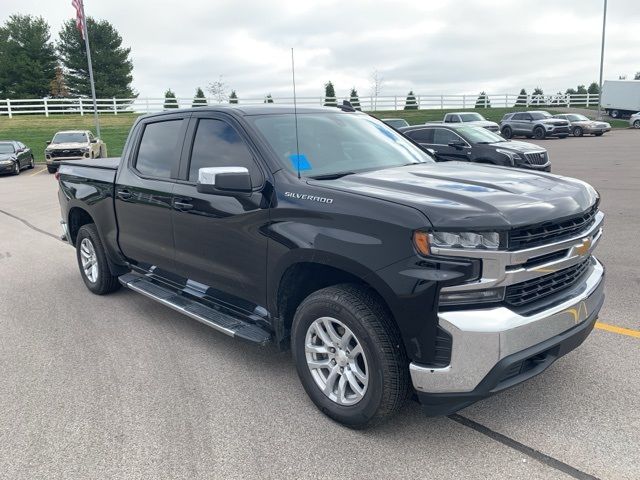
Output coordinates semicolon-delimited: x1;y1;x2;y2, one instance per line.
80;0;101;138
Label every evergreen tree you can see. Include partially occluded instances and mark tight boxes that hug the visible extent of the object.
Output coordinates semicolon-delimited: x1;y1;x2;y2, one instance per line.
164;89;178;109
324;81;337;107
475;91;491;108
565;87;577;95
49;66;69;98
264;94;274;103
192;87;207;107
404;90;418;110
531;87;544;105
515;88;528;106
587;82;600;94
576;85;587;95
57;17;135;98
635;72;640;80
229;90;238;104
0;14;57;98
349;87;361;110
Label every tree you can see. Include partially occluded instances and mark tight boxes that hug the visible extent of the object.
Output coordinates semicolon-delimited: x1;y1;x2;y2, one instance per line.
634;72;640;80
531;87;544;105
229;90;238;104
565;87;577;95
475;91;491;108
515;88;528;106
324;81;336;107
191;87;207;107
370;69;383;110
404;90;418;110
349;87;361;110
264;94;274;103
164;89;178;109
207;75;228;103
576;85;587;94
0;14;57;98
57;17;135;99
49;66;69;98
587;82;600;94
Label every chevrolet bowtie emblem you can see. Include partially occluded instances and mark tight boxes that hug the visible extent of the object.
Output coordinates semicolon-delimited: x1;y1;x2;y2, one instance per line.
575;237;592;256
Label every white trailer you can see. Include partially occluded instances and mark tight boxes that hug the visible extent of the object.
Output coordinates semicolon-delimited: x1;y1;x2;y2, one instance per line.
600;80;640;118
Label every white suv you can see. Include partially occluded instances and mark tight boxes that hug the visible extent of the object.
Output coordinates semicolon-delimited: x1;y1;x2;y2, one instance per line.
45;130;107;173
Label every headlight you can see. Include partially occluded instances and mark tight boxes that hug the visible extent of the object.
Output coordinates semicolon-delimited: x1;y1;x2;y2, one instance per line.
413;231;501;254
0;159;13;165
439;287;505;306
495;149;522;165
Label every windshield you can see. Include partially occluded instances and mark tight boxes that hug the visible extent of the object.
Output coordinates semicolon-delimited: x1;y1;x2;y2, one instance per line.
456;126;505;143
568;114;589;121
0;143;15;154
460;113;484;122
249;113;433;177
52;132;87;144
530;112;552;120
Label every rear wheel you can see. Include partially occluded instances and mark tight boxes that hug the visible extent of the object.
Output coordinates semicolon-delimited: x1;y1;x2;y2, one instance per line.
610;109;619;118
76;224;121;295
292;284;409;428
501;126;513;139
595;132;603;136
573;126;583;137
28;156;35;169
533;126;546;139
634;120;640;129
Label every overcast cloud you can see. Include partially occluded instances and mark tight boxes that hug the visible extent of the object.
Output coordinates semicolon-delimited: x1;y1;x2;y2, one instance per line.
3;0;640;99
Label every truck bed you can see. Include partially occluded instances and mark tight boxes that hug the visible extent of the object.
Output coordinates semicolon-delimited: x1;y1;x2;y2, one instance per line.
59;157;120;170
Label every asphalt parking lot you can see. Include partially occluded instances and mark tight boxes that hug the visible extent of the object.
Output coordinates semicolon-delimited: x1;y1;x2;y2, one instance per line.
0;130;638;480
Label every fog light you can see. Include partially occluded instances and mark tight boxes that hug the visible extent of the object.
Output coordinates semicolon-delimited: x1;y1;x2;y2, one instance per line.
439;287;505;306
84;152;90;158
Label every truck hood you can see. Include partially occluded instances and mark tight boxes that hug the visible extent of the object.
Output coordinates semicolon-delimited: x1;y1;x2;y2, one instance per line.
48;142;88;149
313;163;598;229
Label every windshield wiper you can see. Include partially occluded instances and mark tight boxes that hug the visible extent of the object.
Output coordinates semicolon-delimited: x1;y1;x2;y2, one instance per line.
309;171;356;180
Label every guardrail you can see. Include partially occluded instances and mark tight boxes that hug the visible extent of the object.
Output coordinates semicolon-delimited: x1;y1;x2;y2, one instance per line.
0;93;600;117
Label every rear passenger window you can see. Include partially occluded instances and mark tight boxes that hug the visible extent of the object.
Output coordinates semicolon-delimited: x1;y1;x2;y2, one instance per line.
135;119;184;178
434;128;462;144
188;119;260;184
407;128;434;143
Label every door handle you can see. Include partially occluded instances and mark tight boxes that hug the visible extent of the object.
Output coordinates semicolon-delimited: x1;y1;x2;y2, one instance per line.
173;200;194;211
117;190;132;200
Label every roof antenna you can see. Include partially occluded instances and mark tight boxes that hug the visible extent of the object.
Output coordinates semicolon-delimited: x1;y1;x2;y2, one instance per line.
291;47;301;179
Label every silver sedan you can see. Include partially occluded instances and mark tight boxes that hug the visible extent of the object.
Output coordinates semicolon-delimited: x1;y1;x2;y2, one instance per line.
553;114;611;137
630;112;640;129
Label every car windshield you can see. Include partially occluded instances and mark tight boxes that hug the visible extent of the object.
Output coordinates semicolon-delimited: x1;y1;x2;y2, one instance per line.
0;143;15;154
459;113;484;122
456;126;505;144
530;112;552;120
568;114;589;121
52;132;87;143
249;113;433;177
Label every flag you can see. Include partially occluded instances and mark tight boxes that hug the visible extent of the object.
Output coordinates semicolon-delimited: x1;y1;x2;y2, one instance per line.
72;0;85;39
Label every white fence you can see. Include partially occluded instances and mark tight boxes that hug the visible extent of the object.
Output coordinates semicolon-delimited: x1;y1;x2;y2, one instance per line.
0;93;600;118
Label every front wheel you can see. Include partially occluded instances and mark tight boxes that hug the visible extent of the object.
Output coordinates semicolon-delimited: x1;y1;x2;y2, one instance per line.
292;284;409;429
534;126;546;139
76;224;121;295
12;162;20;175
28;156;35;169
634;120;640;129
573;126;583;137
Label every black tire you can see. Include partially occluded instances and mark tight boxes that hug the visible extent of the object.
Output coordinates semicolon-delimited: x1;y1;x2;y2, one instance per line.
47;166;57;174
634;120;640;129
594;132;603;136
28;156;35;169
610;109;619;118
525;135;533;139
291;284;409;429
533;126;546;139
558;134;568;139
501;126;513;139
573;126;583;137
75;224;121;295
12;162;20;175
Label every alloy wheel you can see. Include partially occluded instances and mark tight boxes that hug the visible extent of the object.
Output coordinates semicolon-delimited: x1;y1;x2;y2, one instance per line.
305;316;369;406
80;238;99;283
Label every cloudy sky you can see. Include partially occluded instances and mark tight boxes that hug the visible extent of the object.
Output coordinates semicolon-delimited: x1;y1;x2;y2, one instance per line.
4;0;640;100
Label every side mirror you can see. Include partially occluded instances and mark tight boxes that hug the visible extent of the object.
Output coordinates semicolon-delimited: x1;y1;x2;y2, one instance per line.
448;140;466;149
197;167;252;195
90;138;98;143
45;140;51;145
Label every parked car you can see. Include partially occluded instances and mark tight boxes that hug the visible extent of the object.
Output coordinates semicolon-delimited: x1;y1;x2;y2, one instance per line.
56;105;604;428
500;111;570;139
400;124;550;171
0;140;35;175
630;112;640;129
553;114;611;137
381;118;409;129
45;130;106;174
442;112;500;132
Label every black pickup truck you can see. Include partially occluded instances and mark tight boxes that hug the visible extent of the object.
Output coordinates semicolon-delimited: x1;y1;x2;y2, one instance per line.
57;105;605;428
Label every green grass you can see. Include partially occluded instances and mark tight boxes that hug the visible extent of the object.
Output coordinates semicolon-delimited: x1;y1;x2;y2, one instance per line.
0;113;140;162
0;108;629;163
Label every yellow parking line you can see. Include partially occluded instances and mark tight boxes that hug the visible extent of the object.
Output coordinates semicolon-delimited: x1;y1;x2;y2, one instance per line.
29;167;47;176
595;321;640;339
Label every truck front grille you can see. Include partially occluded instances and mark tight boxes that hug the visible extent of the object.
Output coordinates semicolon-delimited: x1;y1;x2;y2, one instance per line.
508;203;598;250
50;149;84;158
524;152;547;165
505;258;591;307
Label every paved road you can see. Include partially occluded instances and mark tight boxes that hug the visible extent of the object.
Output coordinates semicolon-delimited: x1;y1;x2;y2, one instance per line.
0;131;638;479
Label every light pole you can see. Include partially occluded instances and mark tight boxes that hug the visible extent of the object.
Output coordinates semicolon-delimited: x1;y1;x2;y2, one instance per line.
597;0;607;120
